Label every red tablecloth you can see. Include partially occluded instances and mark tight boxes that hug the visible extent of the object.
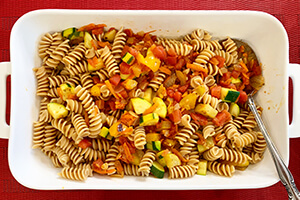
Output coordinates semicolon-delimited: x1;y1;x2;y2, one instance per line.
1;0;300;199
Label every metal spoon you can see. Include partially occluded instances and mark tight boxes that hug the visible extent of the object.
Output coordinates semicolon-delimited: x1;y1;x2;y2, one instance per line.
232;39;300;200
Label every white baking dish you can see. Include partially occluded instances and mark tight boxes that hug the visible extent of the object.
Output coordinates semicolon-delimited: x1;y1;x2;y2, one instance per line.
1;9;300;190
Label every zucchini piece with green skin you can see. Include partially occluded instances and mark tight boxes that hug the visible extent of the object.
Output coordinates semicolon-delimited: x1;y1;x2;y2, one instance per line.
195;104;218;118
146;141;161;151
69;30;84;40
84;32;93;49
197;136;215;153
143;88;154;103
164;153;181;169
131;98;152;114
59;83;76;101
156;150;169;167
197;160;208;175
47;103;68;119
229;103;240;117
152;97;167;118
221;88;240;103
99;127;110;138
146;133;161;142
150;161;165;178
140;113;159;126
122;52;135;65
62;27;76;38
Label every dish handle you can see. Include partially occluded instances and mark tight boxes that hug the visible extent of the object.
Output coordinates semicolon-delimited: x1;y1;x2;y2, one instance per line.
288;63;300;138
0;62;11;139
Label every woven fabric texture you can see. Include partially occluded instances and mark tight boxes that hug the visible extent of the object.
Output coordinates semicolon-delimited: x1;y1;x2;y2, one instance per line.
0;0;300;199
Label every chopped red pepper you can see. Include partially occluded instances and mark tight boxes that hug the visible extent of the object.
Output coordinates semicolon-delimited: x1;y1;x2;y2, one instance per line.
238;90;248;104
78;138;92;149
210;86;222;99
190;112;208;126
109;74;121;86
173;91;182;103
152;45;167;61
169;109;182;124
212;110;232;127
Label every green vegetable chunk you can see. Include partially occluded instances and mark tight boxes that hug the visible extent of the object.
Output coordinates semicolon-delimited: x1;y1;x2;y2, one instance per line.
150;161;165;178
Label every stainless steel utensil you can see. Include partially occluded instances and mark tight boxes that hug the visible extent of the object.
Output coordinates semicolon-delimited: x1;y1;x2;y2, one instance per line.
247;94;300;200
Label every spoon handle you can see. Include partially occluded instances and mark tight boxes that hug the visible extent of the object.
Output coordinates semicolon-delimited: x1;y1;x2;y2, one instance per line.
247;96;300;200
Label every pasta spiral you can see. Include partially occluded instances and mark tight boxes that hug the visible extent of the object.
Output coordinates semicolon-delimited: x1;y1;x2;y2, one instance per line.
233;131;257;148
66;99;84;114
51;118;76;140
111;27;127;63
175;122;199;145
32;121;46;149
133;126;147;150
33;66;49;97
58;163;92;181
194;48;215;65
63;43;86;66
104;144;119;175
169;165;196;179
203;146;224;161
99;46;120;77
148;71;167;91
123;164;142;176
220;148;251;165
91;138;111;152
253;131;267;154
138;150;156;176
207;161;235;177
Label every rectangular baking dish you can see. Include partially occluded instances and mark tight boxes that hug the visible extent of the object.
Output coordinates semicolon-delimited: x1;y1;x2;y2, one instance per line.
1;9;300;190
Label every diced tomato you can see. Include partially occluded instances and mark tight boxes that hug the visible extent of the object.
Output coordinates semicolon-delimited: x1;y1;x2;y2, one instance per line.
167;88;175;98
120;62;132;74
214;56;225;68
173;91;182;102
167;48;177;57
124;29;133;37
252;61;262;76
107;99;116;110
92;76;101;84
178;84;189;93
222;72;231;81
166;56;177;66
241;73;250;85
92;27;105;35
174;58;185;70
231;70;241;79
238;90;248;104
128;47;139;57
169;109;182;124
210;86;222;99
195;132;206;145
78;138;92;149
190;112;208;126
118;136;128;145
212;110;232;127
109;74;121;86
227;83;237;90
152;45;167;61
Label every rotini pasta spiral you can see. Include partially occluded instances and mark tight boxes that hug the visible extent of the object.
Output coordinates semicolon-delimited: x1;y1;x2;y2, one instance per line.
148;71;167;91
104;144;119;175
233;131;257;148
32;121;46;149
138;150;156;176
220;148;251;165
203;146;224;161
175;122;199;145
133;126;147;150
33;66;49;97
202;123;216;139
58;163;92;181
111;27;127;63
63;43;86;66
169;165;196;179
99;46;120;77
207;161;235;177
45;40;70;68
194;48;215;65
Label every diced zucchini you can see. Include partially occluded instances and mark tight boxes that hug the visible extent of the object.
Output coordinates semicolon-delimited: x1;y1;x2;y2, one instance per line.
131;98;152;114
231;77;242;84
69;30;84;41
156;150;169;167
121;52;135;65
179;93;198;110
146;141;161;151
195;104;218;118
103;29;117;42
146;133;161;142
229;103;240;117
221;88;240;103
47;103;68;119
206;136;215;148
152;97;167;118
235;160;250;171
62;27;76;38
120;73;131;80
162;139;177;148
99;127;110;138
197;144;209;153
164;153;181;169
143;88;153;103
150;161;165;178
84;31;93;49
197;160;208;175
140;113;160;126
195;85;207;96
106;133;114;140
59;83;76;101
88;57;105;71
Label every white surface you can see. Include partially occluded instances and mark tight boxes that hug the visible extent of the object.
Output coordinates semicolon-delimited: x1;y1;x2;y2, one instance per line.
8;10;289;190
0;62;11;139
288;63;300;138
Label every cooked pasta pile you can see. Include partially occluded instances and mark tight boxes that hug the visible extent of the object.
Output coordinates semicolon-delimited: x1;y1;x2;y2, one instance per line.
33;23;266;181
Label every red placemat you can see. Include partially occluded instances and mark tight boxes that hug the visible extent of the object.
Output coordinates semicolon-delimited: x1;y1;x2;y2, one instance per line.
1;1;300;200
